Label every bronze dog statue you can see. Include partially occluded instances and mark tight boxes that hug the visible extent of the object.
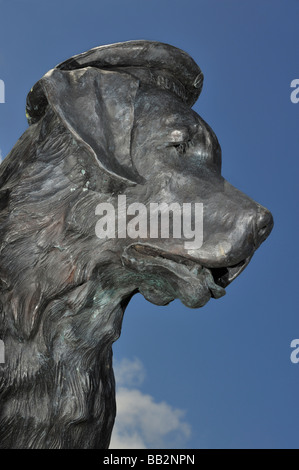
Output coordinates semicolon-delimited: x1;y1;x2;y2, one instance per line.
0;41;273;448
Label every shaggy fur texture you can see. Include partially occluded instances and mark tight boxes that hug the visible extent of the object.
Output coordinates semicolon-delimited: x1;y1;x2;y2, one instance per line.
0;43;273;449
0;109;141;448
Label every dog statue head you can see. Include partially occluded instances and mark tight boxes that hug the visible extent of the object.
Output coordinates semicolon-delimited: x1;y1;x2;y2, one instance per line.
25;40;273;310
0;41;273;448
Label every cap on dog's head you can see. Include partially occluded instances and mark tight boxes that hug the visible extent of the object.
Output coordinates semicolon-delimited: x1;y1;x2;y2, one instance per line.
25;40;204;182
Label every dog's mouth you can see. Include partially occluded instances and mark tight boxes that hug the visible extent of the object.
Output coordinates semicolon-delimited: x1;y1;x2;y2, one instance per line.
122;243;252;300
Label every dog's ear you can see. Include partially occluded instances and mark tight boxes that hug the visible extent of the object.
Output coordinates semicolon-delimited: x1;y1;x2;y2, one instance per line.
28;67;142;183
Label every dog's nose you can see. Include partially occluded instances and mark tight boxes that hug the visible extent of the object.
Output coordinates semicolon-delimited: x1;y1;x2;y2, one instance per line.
255;206;274;247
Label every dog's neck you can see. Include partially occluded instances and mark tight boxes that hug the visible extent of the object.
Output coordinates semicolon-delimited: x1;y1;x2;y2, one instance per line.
0;266;137;449
0;119;140;448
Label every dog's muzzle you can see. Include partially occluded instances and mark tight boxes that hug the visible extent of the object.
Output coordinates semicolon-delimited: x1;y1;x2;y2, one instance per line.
121;203;273;306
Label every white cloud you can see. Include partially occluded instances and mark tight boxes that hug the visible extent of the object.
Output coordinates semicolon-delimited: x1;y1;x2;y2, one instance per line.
110;358;191;449
113;357;145;388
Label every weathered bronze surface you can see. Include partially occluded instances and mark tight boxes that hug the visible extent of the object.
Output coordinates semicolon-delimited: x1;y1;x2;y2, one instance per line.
0;41;273;448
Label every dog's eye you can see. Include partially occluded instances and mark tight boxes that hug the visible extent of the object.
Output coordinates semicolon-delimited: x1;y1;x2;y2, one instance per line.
173;140;192;156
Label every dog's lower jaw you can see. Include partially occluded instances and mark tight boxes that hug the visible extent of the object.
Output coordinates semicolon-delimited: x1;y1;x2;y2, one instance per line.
122;244;226;308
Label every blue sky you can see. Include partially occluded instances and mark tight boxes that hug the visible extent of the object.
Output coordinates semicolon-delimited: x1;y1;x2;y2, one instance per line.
0;0;298;449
